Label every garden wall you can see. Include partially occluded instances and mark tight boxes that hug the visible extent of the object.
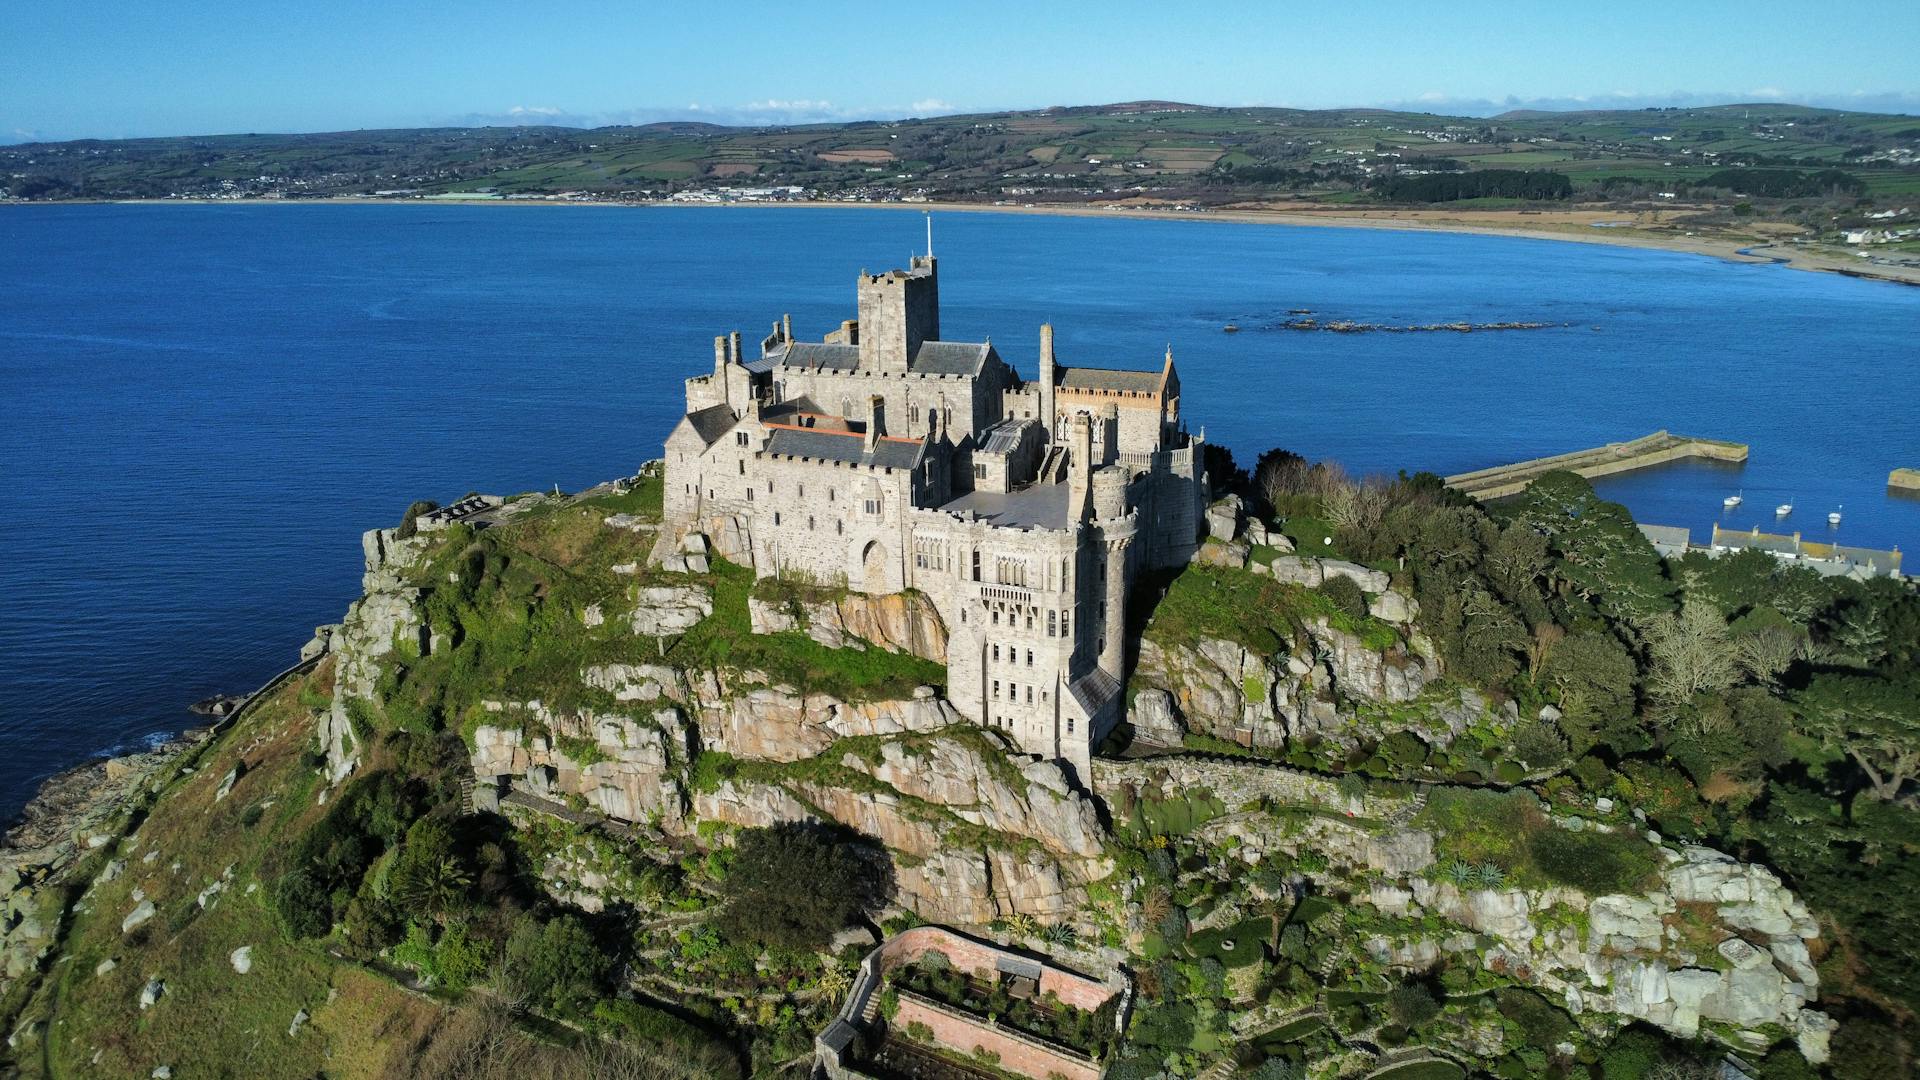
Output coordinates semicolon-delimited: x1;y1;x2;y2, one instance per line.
895;991;1102;1080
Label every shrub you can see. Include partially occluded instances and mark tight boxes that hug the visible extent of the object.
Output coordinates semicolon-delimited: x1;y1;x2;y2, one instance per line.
1497;987;1574;1049
1387;980;1440;1029
1529;828;1659;894
1493;760;1526;784
1319;575;1368;620
716;822;889;950
1572;755;1614;793
504;913;609;1015
1510;722;1570;770
272;867;334;938
396;499;441;539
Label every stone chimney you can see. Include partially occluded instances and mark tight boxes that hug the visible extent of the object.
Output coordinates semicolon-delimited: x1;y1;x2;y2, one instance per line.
864;395;887;452
1068;412;1093;522
1039;323;1057;439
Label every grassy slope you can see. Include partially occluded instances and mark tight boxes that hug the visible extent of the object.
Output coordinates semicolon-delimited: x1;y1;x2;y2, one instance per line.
18;662;448;1079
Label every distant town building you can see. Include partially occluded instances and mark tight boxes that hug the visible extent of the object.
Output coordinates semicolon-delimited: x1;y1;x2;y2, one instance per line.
1707;523;1904;581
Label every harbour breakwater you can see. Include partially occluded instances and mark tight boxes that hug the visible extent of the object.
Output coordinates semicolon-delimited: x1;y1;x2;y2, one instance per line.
1445;430;1750;500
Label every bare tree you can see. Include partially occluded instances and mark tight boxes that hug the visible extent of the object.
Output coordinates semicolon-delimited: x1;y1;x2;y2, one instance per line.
1645;601;1739;707
1734;625;1803;688
1323;478;1387;534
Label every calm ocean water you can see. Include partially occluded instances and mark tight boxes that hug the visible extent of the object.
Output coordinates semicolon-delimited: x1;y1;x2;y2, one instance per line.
2;203;1916;819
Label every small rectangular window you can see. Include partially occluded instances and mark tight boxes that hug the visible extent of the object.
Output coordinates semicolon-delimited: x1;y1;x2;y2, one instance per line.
1068;718;1075;734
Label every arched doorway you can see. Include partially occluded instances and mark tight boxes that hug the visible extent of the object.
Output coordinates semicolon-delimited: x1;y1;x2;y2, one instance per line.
861;540;888;593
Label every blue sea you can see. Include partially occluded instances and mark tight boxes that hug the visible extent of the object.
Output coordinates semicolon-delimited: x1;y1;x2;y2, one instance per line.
2;203;1917;820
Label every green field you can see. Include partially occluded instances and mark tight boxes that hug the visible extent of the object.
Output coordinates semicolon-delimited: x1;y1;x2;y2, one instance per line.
5;100;1911;213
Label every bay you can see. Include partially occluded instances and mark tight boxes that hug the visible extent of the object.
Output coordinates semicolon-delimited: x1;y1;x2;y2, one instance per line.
2;203;1915;820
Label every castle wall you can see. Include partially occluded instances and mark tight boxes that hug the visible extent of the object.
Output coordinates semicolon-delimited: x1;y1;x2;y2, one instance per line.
905;509;1097;767
660;259;1212;776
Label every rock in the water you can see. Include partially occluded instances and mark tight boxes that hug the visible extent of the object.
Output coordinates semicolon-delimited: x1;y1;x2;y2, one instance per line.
229;945;253;974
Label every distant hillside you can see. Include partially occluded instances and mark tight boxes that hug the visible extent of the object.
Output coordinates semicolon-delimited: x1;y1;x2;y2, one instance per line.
3;100;1914;209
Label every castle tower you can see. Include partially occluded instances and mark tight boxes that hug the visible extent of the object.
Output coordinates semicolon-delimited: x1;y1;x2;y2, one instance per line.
1093;467;1135;681
1039;323;1057;439
856;256;939;372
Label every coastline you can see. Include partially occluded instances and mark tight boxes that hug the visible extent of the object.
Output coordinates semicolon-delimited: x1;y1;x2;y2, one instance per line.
18;194;1914;288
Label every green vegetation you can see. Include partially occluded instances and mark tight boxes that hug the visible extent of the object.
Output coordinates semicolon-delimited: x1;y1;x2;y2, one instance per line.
714;822;889;950
8;102;1909;225
1416;787;1659;894
1373;168;1572;202
1144;562;1400;657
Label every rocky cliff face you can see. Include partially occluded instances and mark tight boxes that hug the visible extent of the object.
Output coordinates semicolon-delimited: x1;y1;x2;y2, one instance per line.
316;526;434;782
747;588;948;661
308;494;1837;1064
1110;755;1835;1061
692;734;1110;925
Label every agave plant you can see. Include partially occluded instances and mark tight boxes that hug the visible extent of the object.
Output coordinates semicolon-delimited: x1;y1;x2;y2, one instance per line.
813;963;853;1000
1476;862;1507;889
1044;922;1078;948
1005;912;1040;939
1445;859;1477;887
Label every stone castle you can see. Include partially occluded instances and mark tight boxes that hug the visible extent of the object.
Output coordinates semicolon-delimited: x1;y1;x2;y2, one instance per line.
662;254;1208;776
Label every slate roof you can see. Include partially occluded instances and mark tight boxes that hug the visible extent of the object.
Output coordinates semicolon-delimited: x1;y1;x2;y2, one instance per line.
682;403;736;447
936;481;1073;530
1069;668;1122;714
774;342;861;372
978;417;1037;455
1057;365;1165;393
910;341;991;376
763;340;990;377
764;427;925;470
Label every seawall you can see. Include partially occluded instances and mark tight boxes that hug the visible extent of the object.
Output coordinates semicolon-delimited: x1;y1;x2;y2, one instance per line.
1444;430;1748;500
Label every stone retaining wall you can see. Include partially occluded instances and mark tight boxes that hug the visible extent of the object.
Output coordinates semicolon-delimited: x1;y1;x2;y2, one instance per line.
894;990;1101;1080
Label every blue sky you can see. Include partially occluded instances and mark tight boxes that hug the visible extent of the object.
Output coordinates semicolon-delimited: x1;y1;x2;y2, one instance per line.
5;0;1917;142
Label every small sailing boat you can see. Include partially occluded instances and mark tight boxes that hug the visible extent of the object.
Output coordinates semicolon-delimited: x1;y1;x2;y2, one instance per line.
1776;498;1794;517
1828;505;1843;526
1723;489;1743;510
